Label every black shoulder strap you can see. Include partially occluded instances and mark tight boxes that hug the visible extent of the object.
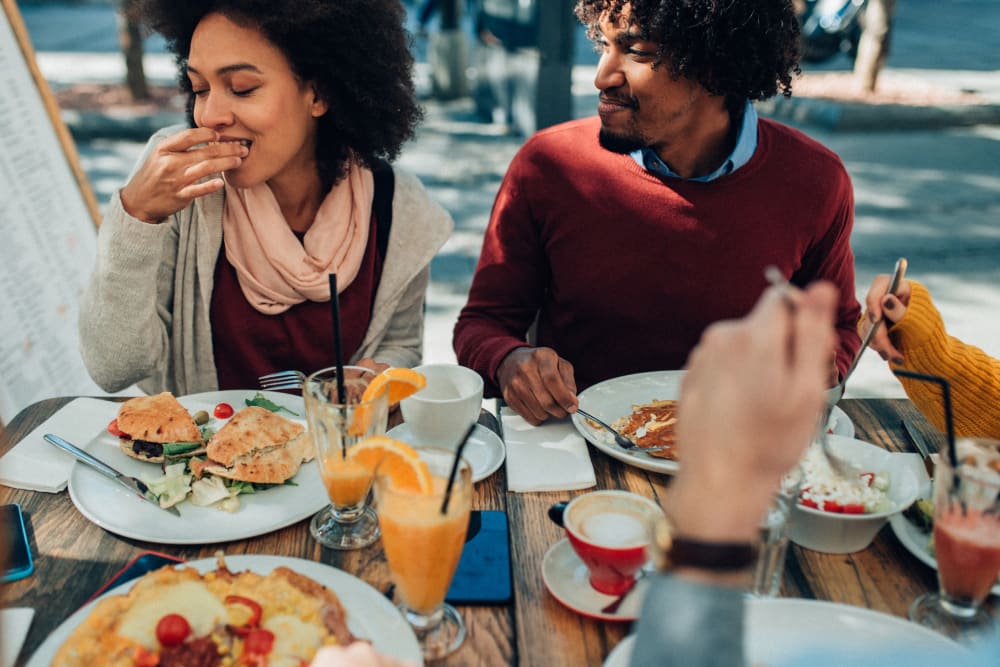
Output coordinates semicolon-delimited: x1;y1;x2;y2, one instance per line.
371;159;395;261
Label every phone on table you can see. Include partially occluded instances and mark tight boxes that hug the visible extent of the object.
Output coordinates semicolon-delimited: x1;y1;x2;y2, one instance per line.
1;503;34;582
446;510;513;605
85;551;184;604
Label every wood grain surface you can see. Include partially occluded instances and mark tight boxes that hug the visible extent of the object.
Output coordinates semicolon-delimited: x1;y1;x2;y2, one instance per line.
0;397;984;666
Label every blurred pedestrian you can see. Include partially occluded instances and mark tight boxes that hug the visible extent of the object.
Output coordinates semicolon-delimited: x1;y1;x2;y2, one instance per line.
854;0;897;92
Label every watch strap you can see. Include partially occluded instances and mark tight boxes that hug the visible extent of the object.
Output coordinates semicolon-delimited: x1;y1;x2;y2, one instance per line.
653;515;758;571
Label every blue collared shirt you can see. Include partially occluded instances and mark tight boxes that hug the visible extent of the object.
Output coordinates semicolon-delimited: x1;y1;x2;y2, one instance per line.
630;100;758;182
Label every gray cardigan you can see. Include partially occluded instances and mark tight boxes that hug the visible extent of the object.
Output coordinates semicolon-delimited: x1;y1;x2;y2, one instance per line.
79;126;453;395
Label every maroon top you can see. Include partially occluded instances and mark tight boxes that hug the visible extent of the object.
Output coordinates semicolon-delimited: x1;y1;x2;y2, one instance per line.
211;218;382;390
454;116;861;396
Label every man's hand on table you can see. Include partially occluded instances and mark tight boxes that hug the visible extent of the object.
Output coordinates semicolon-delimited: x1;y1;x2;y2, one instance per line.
497;346;578;425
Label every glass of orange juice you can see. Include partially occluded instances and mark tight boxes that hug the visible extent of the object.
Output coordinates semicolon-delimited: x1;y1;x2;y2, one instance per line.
374;447;472;660
909;438;1000;639
303;366;389;550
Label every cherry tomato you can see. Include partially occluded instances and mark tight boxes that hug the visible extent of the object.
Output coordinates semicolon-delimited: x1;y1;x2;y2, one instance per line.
243;628;275;655
155;613;191;647
214;402;235;419
842;503;866;514
107;419;125;437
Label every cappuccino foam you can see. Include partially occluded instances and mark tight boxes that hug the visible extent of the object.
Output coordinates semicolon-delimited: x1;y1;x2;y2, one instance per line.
579;511;647;547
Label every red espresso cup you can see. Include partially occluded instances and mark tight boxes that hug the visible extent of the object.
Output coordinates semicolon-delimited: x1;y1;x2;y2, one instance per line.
548;490;664;595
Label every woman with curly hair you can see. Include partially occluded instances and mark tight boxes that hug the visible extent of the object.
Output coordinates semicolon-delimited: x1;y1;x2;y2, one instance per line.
453;0;860;425
80;0;452;394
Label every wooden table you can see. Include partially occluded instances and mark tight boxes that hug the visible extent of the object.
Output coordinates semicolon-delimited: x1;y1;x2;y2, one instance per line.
0;398;954;665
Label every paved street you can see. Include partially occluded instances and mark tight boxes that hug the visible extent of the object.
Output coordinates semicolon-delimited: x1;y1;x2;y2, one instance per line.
19;0;1000;398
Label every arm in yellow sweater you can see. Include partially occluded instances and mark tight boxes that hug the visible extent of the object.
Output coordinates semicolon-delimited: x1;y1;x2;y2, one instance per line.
888;281;1000;438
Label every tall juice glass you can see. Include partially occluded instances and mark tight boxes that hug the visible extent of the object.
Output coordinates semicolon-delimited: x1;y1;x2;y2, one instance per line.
374;448;472;660
909;439;1000;639
304;366;389;550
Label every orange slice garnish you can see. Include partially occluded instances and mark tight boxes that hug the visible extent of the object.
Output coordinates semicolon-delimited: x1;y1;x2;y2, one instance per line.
360;368;427;405
349;435;432;494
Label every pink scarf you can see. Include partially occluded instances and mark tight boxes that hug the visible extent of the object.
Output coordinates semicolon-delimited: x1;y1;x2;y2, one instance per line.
222;164;374;315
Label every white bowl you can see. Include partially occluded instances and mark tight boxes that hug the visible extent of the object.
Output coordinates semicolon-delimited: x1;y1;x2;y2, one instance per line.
788;435;925;554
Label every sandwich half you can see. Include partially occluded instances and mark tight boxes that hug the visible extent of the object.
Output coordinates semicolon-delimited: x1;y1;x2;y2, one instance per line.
201;406;313;484
116;392;205;463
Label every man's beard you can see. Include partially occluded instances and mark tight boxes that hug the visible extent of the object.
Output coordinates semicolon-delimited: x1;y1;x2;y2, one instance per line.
598;127;646;154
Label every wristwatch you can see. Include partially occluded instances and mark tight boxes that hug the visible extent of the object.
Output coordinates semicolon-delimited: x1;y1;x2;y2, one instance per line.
652;515;758;572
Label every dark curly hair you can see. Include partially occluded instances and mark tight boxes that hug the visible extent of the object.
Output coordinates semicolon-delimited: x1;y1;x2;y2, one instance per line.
129;0;422;187
575;0;800;111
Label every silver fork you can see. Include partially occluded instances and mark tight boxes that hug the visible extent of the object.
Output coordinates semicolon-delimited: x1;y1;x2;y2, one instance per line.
575;408;672;455
258;369;305;391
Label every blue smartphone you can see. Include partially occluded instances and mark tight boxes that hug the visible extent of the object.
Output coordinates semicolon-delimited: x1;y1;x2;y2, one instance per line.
446;510;513;605
1;503;34;582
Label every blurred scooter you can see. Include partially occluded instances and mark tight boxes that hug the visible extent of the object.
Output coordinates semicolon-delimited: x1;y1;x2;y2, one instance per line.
798;0;867;63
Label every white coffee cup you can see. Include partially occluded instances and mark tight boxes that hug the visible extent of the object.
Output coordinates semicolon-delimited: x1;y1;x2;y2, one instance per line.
400;363;484;448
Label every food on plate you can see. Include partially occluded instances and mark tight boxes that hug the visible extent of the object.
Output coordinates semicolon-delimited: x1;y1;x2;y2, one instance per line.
115;393;205;463
798;443;891;514
213;402;234;419
903;497;934;532
245;392;299;416
52;555;356;667
602;399;679;459
137;402;313;512
200;406;313;484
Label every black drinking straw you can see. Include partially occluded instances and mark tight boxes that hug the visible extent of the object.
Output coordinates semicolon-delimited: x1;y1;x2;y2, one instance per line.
892;369;956;468
441;421;478;514
328;273;347;406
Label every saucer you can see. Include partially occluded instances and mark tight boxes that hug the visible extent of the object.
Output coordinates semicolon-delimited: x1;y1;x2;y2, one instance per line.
387;423;505;483
542;538;649;622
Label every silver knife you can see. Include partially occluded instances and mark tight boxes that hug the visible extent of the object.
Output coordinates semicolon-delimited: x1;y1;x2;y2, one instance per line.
900;420;936;479
44;434;181;517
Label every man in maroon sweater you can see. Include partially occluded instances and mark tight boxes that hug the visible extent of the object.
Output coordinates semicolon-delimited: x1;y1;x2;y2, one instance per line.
453;0;862;424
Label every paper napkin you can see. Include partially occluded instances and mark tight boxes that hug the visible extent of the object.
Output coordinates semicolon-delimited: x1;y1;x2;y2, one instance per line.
1;607;34;667
0;397;119;493
502;407;596;493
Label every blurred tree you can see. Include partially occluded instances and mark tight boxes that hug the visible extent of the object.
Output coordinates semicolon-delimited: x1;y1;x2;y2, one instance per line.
117;0;149;101
854;0;896;93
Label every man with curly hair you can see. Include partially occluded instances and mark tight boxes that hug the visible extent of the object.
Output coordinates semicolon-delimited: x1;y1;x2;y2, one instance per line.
79;0;452;395
454;0;861;424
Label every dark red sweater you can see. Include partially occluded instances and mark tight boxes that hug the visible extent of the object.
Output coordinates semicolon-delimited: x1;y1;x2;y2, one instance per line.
454;116;861;395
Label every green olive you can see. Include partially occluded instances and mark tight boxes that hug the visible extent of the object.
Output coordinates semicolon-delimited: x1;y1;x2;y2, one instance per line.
192;410;210;425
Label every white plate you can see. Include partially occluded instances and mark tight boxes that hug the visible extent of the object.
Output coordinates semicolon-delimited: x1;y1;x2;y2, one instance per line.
827;405;855;438
67;390;327;544
890;502;1000;597
573;371;855;475
573;371;685;474
541;538;649;622
25;555;422;666
603;597;967;666
387;422;505;483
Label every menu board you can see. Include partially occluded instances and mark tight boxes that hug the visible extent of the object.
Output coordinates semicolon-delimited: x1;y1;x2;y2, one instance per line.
0;0;104;426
